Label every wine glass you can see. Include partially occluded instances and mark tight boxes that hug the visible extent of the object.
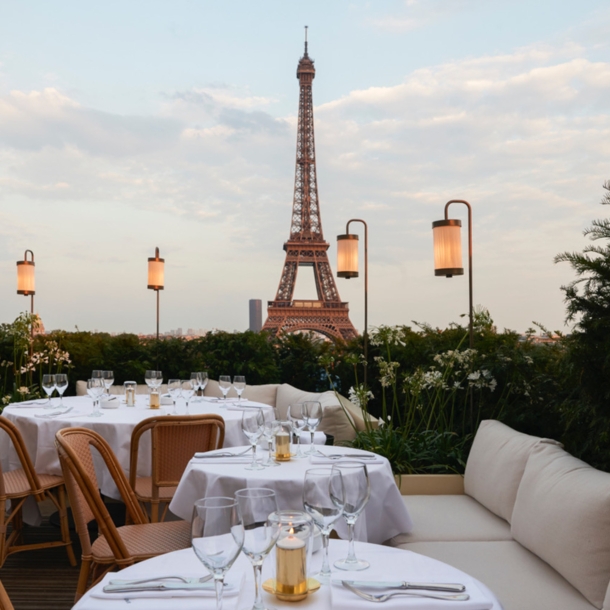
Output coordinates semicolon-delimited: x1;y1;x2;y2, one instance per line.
168;379;181;415
154;371;163;393
55;373;68;406
92;369;103;390
199;371;209;396
102;370;114;398
191;497;244;610
287;404;307;458
181;379;195;412
190;372;202;402
303;467;345;580
86;378;104;417
42;374;56;408
332;462;371;571
144;370;156;390
303;401;323;455
218;376;232;405
261;408;281;468
234;488;281;610
233;375;246;402
241;410;265;471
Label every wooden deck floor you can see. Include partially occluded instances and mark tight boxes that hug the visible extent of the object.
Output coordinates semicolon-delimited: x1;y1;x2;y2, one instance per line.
1;520;81;610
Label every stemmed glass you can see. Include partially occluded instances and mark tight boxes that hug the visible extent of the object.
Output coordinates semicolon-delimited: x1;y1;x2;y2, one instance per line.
234;488;281;610
242;410;265;471
199;372;209;396
332;462;371;571
55;373;68;406
233;375;246;402
86;378;104;417
181;379;195;412
261;408;281;468
144;370;156;392
168;379;181;415
191;497;244;610
287;404;307;458
153;370;163;393
102;370;114;398
42;374;56;408
92;369;103;392
303;467;345;580
218;376;232;405
190;372;202;402
303;401;323;455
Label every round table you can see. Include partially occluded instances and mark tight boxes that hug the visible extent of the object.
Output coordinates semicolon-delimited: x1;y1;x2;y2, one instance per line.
0;395;269;499
71;539;501;610
169;446;413;544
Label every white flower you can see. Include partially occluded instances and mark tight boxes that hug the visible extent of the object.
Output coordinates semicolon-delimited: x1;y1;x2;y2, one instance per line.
17;386;29;395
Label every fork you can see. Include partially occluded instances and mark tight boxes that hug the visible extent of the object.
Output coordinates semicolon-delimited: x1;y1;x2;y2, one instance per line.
342;581;470;602
194;447;252;458
109;574;213;586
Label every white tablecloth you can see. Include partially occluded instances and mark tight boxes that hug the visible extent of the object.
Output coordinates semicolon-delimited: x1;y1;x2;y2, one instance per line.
0;395;269;499
71;540;502;610
169;446;413;544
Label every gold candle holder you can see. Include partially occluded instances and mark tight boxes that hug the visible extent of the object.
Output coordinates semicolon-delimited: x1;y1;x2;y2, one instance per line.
275;431;291;461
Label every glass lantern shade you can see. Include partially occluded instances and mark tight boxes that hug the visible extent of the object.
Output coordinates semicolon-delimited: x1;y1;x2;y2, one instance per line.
432;219;464;277
147;249;165;290
337;234;359;278
16;251;35;295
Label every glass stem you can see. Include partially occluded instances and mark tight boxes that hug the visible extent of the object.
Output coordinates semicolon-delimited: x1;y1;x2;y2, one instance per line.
320;530;331;577
310;430;315;446
267;439;273;464
296;434;302;456
252;562;264;610
214;574;224;610
250;443;258;468
346;519;357;564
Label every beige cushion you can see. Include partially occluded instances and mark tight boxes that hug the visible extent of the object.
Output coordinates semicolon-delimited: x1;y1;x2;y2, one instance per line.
464;420;543;522
275;383;359;443
204;379;223;398
241;384;278;406
401;540;595;610
511;442;610;608
386;495;512;546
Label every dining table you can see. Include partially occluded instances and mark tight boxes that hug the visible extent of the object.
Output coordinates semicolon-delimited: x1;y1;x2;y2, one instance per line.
71;539;502;610
169;445;413;544
0;395;274;500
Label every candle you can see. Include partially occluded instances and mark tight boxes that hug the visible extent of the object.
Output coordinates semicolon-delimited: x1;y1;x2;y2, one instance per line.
126;387;135;406
149;391;160;409
275;431;291;461
275;532;307;601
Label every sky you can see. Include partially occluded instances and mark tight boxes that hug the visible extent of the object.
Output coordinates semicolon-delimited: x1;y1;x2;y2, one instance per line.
1;0;609;336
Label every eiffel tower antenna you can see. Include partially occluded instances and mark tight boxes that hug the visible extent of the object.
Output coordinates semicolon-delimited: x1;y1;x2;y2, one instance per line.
262;34;357;341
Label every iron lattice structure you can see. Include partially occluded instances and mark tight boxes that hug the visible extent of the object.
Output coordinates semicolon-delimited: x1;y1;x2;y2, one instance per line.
263;40;357;341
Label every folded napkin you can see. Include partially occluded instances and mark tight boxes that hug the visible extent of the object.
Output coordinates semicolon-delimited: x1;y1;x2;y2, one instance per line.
309;452;384;465
331;577;493;610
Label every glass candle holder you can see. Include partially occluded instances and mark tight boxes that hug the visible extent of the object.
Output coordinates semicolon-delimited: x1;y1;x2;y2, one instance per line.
124;381;136;406
149;389;160;409
275;423;292;462
272;510;313;602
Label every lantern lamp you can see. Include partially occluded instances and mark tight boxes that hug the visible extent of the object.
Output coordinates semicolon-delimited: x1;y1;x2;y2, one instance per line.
16;250;35;314
147;247;164;340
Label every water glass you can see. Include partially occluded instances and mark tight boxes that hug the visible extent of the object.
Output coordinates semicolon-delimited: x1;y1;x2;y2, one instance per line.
86;378;104;417
261;409;281;467
181;379;195;412
218;376;232;404
191;497;244;610
287;404;307;458
199;371;209;395
242;410;265;471
168;379;181;414
102;370;114;397
303;467;345;580
55;373;68;406
190;372;202;402
303;401;323;455
233;375;246;402
234;488;280;610
332;462;371;571
42;374;56;408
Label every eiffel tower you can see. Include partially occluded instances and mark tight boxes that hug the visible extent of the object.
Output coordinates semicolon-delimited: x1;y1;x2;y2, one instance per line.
263;32;357;341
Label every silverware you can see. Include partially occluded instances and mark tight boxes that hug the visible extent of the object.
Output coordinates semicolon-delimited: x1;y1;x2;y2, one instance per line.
104;580;220;593
109;574;212;586
194;447;252;459
339;579;466;592
323;453;378;460
342;581;470;603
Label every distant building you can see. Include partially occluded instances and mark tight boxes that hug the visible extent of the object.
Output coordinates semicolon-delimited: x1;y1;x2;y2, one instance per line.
249;299;262;332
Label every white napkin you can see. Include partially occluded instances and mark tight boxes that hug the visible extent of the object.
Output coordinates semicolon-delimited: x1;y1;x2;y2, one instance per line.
331;577;493;610
91;572;241;600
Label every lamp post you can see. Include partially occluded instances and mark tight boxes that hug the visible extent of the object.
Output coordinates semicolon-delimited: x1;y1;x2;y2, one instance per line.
147;247;164;341
16;249;35;316
432;200;473;349
336;219;368;389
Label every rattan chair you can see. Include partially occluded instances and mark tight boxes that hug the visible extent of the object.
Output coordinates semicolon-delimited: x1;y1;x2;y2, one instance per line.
0;416;76;568
0;580;14;610
129;414;225;522
55;427;191;602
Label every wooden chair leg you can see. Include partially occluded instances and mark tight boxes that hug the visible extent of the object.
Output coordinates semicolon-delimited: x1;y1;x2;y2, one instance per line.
74;557;92;603
56;486;77;566
150;500;159;523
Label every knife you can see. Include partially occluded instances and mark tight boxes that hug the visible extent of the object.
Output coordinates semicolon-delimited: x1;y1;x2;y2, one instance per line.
335;580;466;593
103;582;221;593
